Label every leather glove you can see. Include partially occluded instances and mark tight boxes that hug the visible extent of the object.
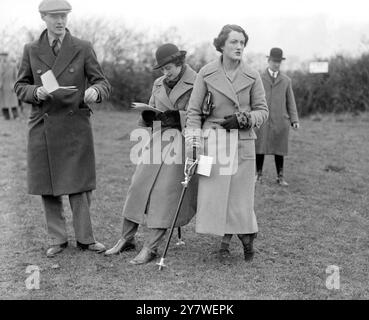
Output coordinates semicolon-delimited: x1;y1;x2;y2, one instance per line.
220;114;240;130
157;110;181;129
141;110;157;127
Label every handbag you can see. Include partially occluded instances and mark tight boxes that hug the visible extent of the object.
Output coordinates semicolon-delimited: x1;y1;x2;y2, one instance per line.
201;91;214;124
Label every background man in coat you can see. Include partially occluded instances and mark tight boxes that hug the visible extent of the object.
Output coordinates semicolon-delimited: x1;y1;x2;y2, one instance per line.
14;0;111;257
255;48;299;186
0;52;19;120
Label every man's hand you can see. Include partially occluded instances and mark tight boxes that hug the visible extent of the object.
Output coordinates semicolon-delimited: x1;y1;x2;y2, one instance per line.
84;87;98;104
220;114;240;130
36;86;52;101
292;122;300;130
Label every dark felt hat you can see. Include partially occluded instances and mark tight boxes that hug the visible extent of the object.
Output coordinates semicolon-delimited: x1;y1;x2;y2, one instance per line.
267;47;286;61
153;43;186;70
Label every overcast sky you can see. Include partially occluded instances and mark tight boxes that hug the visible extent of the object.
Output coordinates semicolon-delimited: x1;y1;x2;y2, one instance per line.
1;0;369;60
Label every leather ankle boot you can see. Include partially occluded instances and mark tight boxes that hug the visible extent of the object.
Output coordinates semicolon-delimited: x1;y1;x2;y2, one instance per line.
238;233;256;261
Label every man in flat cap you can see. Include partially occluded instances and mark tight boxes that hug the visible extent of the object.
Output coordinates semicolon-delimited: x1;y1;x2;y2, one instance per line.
15;0;111;257
255;48;299;186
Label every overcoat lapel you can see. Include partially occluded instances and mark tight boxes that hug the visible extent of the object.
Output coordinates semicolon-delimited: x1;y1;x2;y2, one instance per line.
35;29;81;78
261;69;273;87
155;79;173;109
36;30;56;69
52;31;81;78
169;67;194;105
273;73;283;86
233;62;255;94
205;67;239;106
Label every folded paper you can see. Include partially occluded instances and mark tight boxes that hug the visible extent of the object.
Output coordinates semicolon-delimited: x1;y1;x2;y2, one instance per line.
41;70;77;93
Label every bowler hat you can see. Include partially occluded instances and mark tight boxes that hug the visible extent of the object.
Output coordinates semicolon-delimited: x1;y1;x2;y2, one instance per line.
153;43;186;70
39;0;72;14
267;47;286;61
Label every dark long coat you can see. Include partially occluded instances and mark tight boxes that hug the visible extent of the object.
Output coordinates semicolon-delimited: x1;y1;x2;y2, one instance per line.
14;29;111;196
123;65;198;228
255;69;299;155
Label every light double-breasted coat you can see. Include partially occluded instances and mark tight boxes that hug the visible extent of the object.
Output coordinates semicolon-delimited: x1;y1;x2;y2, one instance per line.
14;29;111;196
123;65;198;228
255;69;299;156
186;57;269;236
0;59;19;108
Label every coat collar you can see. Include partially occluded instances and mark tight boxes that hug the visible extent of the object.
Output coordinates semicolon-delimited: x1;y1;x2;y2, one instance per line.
203;57;255;106
36;29;81;79
262;68;283;86
154;64;196;109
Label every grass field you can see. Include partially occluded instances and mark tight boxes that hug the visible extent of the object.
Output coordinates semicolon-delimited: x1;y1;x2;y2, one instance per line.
0;108;368;300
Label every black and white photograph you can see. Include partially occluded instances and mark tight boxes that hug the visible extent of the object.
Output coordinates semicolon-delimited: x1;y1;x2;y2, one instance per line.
0;0;368;303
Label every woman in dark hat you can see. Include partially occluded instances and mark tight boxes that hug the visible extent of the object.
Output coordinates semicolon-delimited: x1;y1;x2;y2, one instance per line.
105;44;198;265
186;24;268;261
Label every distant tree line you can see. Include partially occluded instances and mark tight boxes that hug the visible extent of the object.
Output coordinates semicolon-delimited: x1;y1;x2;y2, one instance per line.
288;54;369;116
1;18;368;115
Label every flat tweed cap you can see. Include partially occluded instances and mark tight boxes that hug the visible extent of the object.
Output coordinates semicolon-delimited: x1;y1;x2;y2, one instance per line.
39;0;72;13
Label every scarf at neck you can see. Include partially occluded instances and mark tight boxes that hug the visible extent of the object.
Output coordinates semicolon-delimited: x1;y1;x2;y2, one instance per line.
164;65;186;90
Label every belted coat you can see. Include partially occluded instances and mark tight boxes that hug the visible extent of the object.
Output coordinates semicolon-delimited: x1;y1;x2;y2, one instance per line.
186;57;268;236
14;29;111;196
123;65;198;228
255;69;299;155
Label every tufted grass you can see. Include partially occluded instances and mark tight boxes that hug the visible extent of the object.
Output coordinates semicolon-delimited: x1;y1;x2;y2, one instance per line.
0;108;368;300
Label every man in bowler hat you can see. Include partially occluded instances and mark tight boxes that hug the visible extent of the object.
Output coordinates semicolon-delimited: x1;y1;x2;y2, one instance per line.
14;0;111;257
254;48;299;186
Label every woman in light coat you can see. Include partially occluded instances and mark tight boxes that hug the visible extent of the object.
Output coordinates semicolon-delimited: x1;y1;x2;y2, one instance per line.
105;44;198;265
186;25;268;261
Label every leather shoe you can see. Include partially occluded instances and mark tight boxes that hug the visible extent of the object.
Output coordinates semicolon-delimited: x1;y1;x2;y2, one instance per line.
276;176;289;186
129;247;157;265
46;242;68;258
77;241;106;253
104;238;136;256
256;172;263;183
217;248;231;259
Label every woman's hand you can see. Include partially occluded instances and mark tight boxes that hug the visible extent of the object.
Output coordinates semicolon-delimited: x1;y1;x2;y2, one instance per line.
220;114;240;130
141;110;157;126
157;110;181;128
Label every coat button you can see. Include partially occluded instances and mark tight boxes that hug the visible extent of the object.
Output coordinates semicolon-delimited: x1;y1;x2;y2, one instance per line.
68;110;74;115
69;67;74;73
37;69;42;75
